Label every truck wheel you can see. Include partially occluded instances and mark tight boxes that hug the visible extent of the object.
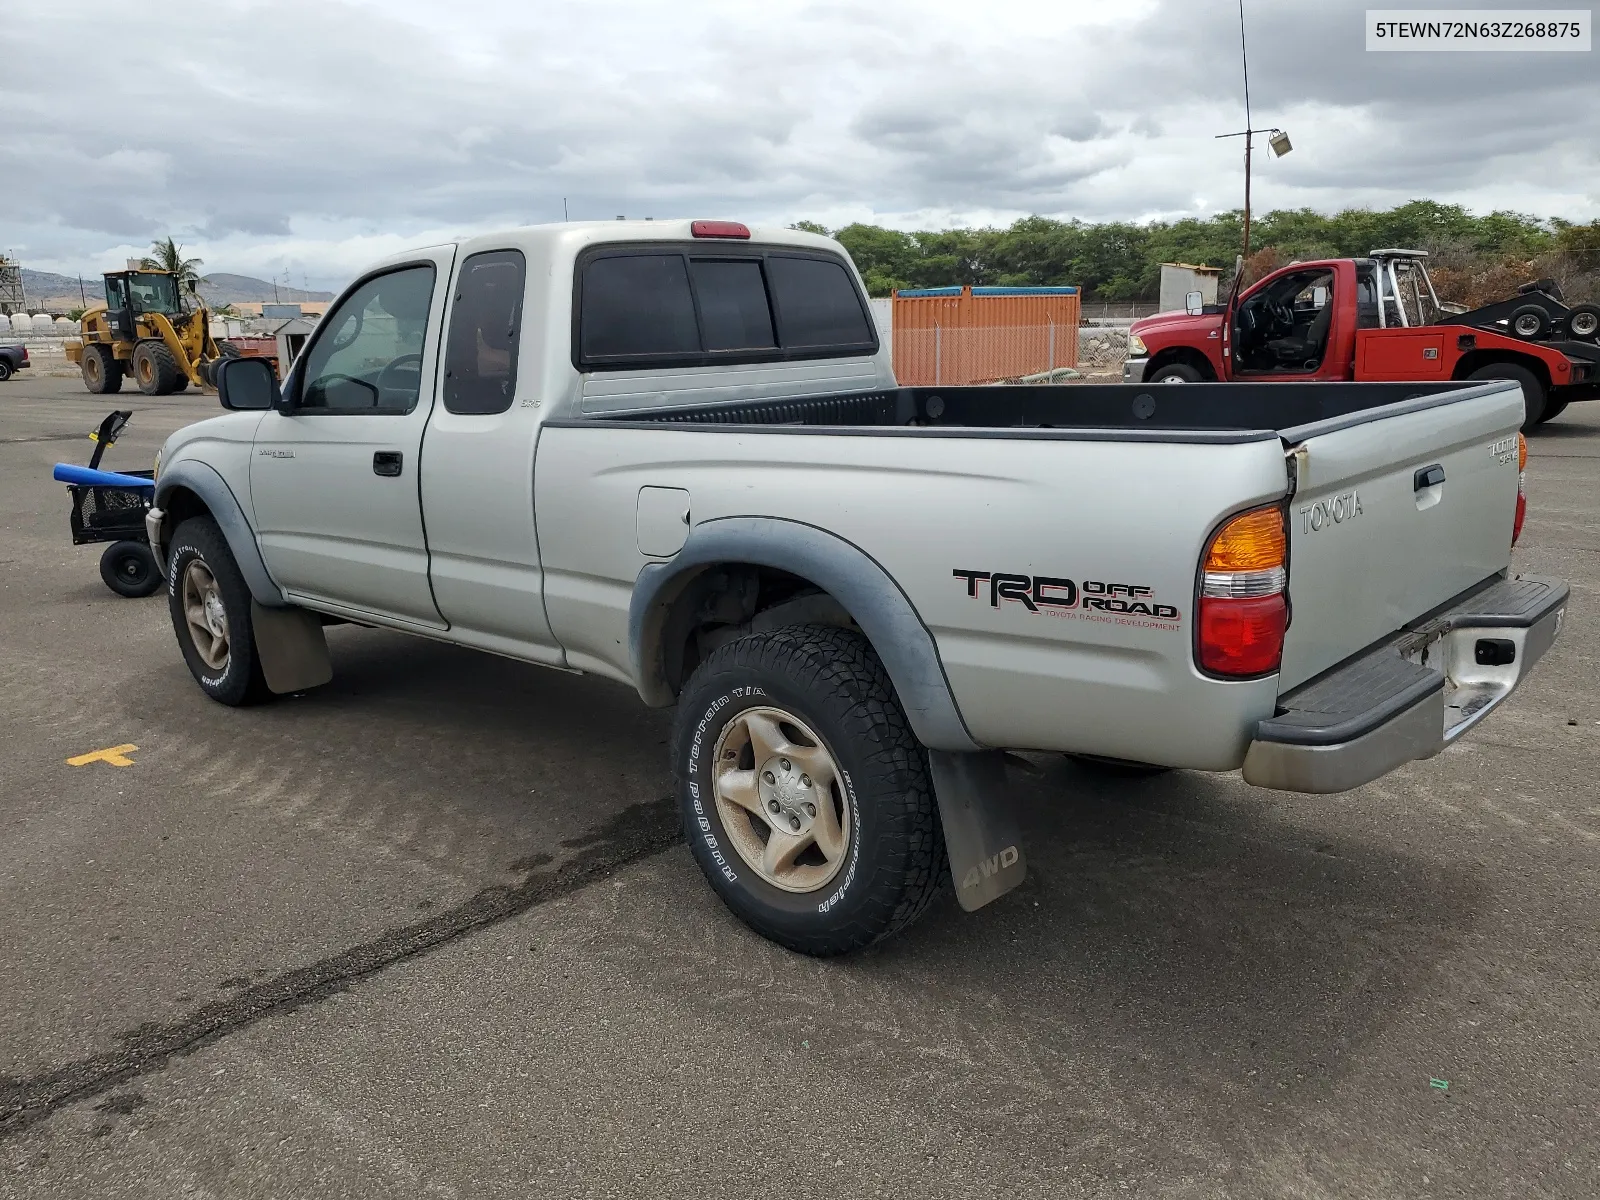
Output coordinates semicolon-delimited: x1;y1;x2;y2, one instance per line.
170;375;189;393
0;360;12;382
1467;362;1546;431
99;540;162;598
1566;304;1600;342
166;517;270;706
1537;397;1569;424
1148;363;1202;383
82;345;124;394
673;625;945;956
1508;305;1551;341
131;340;180;395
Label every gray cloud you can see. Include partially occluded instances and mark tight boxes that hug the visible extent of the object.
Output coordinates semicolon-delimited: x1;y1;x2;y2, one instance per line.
1;0;1593;288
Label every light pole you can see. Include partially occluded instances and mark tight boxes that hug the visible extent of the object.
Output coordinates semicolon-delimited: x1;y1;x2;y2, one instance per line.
1215;0;1291;263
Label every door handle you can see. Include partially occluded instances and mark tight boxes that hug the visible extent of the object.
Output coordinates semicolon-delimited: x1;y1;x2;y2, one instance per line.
1414;463;1445;491
373;451;403;477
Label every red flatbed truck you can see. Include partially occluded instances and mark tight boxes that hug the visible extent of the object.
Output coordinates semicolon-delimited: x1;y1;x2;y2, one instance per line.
1124;249;1600;430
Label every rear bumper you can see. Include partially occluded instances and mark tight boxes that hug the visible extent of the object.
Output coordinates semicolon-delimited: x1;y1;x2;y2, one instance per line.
1242;574;1568;793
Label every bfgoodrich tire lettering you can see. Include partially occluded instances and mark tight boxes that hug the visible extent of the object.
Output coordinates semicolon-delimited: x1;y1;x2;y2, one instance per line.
166;516;270;706
674;624;944;956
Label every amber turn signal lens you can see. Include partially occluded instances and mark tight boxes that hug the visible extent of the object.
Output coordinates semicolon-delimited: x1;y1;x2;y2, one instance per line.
1204;506;1286;572
1517;432;1527;471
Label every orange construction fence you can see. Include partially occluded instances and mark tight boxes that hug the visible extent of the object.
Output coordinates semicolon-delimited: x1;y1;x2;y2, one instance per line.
891;286;1081;385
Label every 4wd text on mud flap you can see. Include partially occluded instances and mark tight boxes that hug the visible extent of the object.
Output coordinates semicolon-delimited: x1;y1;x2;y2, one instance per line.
961;845;1019;892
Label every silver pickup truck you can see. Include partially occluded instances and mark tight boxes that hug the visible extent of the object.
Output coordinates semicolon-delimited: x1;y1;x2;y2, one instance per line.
148;221;1568;955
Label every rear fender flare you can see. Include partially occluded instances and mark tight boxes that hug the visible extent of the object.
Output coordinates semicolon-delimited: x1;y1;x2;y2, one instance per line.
155;459;286;608
628;516;981;753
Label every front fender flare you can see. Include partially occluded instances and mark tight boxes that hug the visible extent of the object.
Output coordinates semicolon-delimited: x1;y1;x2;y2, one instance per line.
154;459;286;608
628;516;981;753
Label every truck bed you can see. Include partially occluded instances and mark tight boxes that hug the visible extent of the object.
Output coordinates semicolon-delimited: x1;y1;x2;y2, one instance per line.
583;381;1478;437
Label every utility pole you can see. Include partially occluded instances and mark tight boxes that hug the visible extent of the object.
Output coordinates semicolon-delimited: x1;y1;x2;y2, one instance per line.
1239;0;1252;261
79;275;87;308
1215;0;1291;269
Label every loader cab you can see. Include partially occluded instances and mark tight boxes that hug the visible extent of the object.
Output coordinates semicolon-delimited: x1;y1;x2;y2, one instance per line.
103;273;136;342
105;270;183;319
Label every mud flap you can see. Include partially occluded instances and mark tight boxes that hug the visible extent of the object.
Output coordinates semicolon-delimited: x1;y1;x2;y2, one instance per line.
250;601;333;694
928;749;1026;912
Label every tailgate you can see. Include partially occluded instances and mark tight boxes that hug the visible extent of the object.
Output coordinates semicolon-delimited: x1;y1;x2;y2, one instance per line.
1278;382;1523;690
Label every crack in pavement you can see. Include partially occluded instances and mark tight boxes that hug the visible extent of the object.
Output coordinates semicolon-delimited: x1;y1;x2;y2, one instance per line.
0;795;683;1141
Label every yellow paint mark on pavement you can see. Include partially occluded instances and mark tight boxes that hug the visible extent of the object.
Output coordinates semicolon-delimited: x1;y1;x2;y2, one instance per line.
66;744;139;768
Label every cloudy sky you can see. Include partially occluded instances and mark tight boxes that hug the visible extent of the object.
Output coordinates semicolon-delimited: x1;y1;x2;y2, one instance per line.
3;0;1596;290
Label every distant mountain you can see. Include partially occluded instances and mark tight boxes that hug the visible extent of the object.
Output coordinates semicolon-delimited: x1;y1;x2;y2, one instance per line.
15;267;333;312
18;269;95;310
197;274;333;305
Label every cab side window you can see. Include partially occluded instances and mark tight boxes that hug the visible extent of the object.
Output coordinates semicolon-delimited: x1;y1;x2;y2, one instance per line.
443;251;526;415
299;265;436;413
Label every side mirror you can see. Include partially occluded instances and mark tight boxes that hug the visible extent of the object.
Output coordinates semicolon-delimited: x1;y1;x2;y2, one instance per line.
1312;285;1328;309
215;356;280;411
1185;290;1204;315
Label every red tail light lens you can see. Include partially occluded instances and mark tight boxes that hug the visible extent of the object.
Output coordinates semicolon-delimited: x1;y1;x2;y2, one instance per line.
1197;504;1288;678
690;220;751;239
1199;594;1288;676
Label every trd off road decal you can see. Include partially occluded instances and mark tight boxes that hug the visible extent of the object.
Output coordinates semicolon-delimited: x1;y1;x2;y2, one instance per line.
952;570;1182;630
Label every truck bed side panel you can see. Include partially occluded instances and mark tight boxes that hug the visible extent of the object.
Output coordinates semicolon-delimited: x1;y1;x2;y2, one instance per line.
535;426;1289;768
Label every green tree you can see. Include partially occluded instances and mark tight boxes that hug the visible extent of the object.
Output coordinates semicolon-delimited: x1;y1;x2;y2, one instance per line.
141;236;206;294
810;201;1577;302
833;223;920;295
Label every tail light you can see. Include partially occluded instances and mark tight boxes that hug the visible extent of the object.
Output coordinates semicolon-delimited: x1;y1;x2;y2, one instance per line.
1197;504;1288;678
690;220;750;239
1512;432;1527;546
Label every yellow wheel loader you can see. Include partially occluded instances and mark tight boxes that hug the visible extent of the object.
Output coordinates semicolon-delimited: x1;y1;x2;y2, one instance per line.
65;269;222;395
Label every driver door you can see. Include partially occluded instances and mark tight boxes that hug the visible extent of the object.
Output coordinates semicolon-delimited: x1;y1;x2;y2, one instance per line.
249;247;455;627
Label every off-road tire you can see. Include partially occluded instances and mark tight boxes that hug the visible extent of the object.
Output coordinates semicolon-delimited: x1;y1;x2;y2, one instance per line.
170;374;189;393
673;624;945;956
1148;362;1203;383
99;540;161;598
82;345;124;394
166;517;270;706
1467;361;1546;431
132;340;180;396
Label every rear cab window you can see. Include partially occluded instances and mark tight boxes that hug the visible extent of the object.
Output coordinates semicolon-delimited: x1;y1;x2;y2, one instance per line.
575;243;876;370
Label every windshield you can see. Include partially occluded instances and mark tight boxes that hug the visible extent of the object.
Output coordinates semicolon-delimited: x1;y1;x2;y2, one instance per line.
126;272;182;315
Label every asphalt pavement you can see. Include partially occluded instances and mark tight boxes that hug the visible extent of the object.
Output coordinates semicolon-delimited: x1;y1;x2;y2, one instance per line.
0;373;1596;1199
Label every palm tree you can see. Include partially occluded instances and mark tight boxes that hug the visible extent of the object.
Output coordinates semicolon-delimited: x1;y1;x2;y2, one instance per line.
141;237;206;295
